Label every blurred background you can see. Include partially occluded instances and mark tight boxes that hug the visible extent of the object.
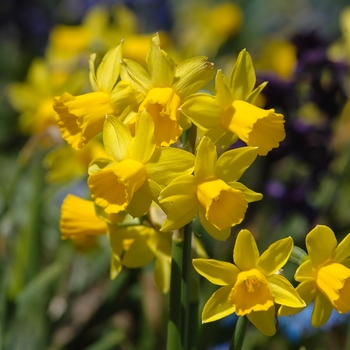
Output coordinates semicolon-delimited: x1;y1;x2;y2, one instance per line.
1;0;350;349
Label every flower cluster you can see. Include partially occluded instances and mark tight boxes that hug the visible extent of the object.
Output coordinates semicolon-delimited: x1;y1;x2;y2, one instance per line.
53;32;350;338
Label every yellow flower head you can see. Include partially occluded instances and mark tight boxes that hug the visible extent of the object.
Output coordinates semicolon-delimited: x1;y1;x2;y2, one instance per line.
53;43;143;149
88;112;194;217
181;50;286;155
120;33;214;146
159;137;262;240
193;229;305;336
279;225;350;327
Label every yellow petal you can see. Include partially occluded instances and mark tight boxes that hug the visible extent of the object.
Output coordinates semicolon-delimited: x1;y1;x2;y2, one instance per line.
181;94;222;129
332;232;350;263
229;182;263;203
193;258;240;286
215;69;233;107
198;211;231;241
229;269;274;316
138;87;182;146
173;56;214;97
202;285;236;323
311;291;333;327
306;225;337;269
126;181;153;217
88;159;147;214
234;229;259;271
159;174;197;202
267;274;305;308
216;146;258;183
103;115;132;162
120;58;152;95
146;33;176;87
60;194;107;239
222;100;285;155
194;137;217;180
246;306;276;336
229;49;256;100
145;147;194;186
197;179;248;230
256;237;293;276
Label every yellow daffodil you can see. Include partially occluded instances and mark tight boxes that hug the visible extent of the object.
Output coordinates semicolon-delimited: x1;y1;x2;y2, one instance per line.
88;112;194;217
193;229;305;336
159;136;262;240
60;195;171;292
108;223;172;293
181;50;285;155
279;225;350;327
120;32;214;146
53;43;143;150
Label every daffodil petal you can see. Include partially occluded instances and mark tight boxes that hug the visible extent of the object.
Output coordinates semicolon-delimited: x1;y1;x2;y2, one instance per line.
146;33;176;87
216;146;258;183
195;137;217;180
311;291;333;327
193;258;239;285
103;115;132;161
120;58;152;95
267;274;305;308
159;175;197;202
145;147;194;185
229;182;263;202
173;56;214;97
234;229;259;271
130;111;156;163
198;211;231;241
123;236;155;268
160;195;198;232
96;43;122;92
278;280;315;316
127;182;152;217
306;225;337;269
215;69;233;107
229;49;256;100
332;232;350;263
246;306;276;336
88;157;115;175
257;237;293;276
181;94;222;129
202;285;236;323
295;260;316;282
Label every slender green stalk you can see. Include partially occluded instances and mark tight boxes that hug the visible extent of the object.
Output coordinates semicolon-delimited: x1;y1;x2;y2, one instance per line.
229;316;248;350
167;230;183;350
181;224;193;349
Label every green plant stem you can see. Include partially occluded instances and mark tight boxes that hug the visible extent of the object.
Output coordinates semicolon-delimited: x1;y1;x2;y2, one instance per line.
181;224;193;349
229;316;248;350
167;230;183;350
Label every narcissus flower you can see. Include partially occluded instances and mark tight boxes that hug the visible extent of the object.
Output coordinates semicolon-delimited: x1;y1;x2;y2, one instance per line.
88;112;194;217
181;50;285;154
193;229;305;336
120;32;214;146
53;43;143;149
60;194;171;293
279;225;350;327
159;136;262;240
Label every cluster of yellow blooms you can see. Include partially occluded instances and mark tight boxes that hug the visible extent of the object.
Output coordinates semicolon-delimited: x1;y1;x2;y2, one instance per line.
52;32;350;336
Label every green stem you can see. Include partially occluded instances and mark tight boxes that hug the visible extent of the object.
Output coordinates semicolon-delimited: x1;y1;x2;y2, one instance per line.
181;224;193;349
167;230;183;350
229;316;248;350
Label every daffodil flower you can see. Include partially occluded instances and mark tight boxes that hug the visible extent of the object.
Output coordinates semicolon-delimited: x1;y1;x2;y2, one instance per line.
53;43;143;149
120;32;214;146
193;229;305;336
279;225;350;327
60;194;171;293
88;112;194;217
181;50;285;155
159;136;262;240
